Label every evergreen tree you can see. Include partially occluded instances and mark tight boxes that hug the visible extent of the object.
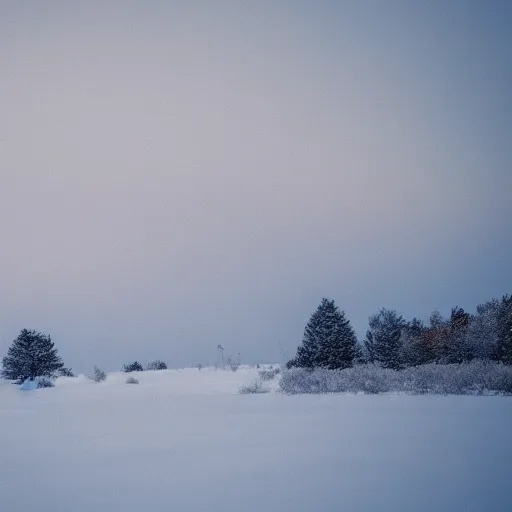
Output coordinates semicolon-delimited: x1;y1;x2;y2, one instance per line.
288;298;357;370
444;306;472;363
366;309;407;370
1;329;64;381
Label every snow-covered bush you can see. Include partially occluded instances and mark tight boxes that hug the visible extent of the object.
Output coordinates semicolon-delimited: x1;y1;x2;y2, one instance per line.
227;356;240;372
239;380;268;394
37;377;55;389
122;361;143;373
258;368;281;381
146;360;167;371
125;376;139;384
279;362;512;395
89;366;107;383
280;364;398;394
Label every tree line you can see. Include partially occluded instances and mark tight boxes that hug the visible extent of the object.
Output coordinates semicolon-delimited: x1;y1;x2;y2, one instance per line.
2;293;511;382
287;295;512;370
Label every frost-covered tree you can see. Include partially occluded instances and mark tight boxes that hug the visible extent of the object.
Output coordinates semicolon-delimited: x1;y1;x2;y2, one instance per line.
288;298;357;370
463;300;501;361
443;306;472;363
146;360;167;371
366;309;407;370
399;318;432;367
1;329;64;381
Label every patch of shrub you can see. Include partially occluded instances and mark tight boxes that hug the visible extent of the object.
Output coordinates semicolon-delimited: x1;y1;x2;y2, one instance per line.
279;361;512;395
126;376;139;384
239;380;268;394
146;360;167;371
89;366;107;383
37;377;55;389
122;361;144;373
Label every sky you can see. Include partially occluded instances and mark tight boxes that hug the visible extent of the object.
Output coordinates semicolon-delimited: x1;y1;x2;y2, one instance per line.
1;1;511;373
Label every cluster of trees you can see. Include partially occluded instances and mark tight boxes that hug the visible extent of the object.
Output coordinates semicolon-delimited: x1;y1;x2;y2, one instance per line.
0;329;170;383
121;360;167;372
288;295;512;370
3;293;511;384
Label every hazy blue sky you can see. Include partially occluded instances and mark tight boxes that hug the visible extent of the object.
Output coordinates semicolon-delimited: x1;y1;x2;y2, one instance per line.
1;1;511;372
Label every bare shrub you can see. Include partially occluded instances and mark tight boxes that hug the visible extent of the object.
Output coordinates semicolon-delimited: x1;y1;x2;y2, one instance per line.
239;380;268;394
89;366;107;383
126;376;139;384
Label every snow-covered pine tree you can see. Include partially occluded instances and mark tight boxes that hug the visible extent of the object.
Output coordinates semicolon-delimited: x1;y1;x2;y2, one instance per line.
287;298;357;370
1;329;64;381
316;302;358;370
443;306;472;363
366;309;407;370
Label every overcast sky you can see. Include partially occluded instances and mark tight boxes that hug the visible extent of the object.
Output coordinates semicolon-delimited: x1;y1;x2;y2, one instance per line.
1;1;511;373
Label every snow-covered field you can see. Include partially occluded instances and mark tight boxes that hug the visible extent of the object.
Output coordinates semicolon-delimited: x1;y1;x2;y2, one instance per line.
1;366;511;511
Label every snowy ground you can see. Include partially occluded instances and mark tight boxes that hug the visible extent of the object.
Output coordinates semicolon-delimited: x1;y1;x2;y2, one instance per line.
1;366;511;511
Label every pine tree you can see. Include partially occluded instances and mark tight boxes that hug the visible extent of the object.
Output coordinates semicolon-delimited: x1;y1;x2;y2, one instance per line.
444;306;472;363
1;329;64;381
366;309;407;370
288;298;357;370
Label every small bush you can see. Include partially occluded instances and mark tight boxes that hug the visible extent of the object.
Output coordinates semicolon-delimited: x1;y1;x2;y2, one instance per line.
89;366;107;383
126;376;139;384
259;368;281;381
239;380;268;394
122;361;144;373
37;377;55;389
146;360;167;371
